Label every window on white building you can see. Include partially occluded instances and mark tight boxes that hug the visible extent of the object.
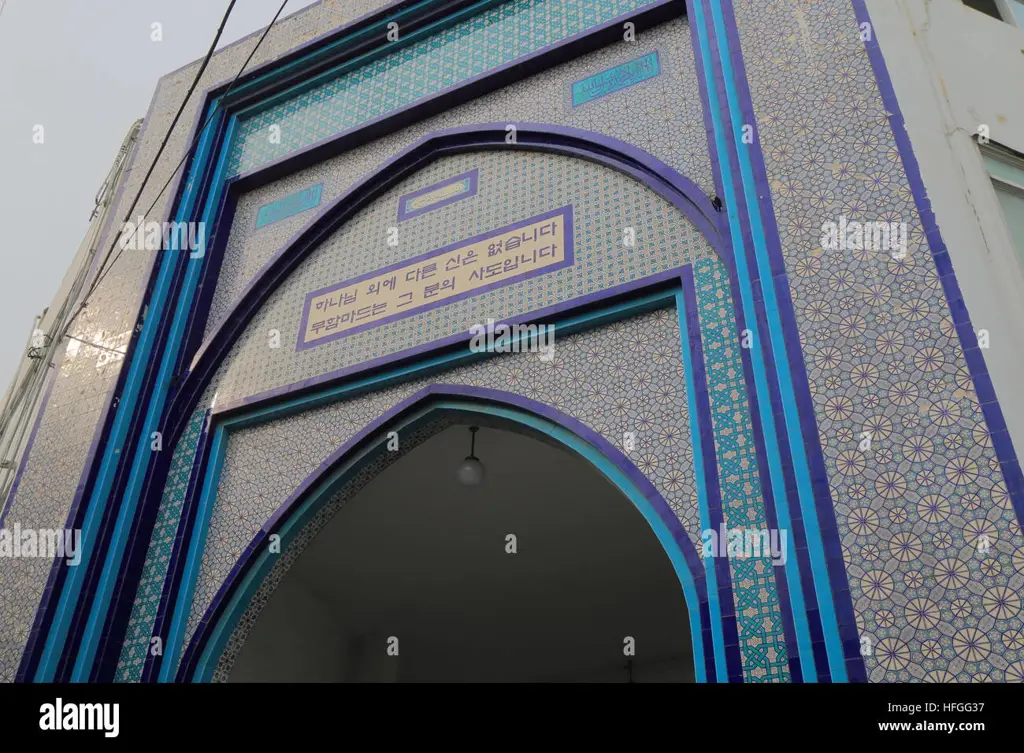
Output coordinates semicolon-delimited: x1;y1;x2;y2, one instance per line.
983;148;1024;272
963;0;1024;26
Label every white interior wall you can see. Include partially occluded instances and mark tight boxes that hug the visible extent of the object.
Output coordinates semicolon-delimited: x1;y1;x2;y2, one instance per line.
229;573;350;682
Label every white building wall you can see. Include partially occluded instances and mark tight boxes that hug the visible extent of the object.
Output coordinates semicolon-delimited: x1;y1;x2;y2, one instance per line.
867;0;1024;453
0;119;140;501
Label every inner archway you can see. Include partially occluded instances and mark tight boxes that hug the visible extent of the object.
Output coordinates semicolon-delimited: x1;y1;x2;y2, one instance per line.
226;422;695;682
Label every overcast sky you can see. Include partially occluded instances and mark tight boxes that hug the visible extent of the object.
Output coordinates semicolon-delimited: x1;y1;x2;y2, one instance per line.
0;0;319;393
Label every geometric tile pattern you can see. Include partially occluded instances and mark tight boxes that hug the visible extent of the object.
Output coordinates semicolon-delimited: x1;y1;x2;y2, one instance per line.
692;257;790;682
110;13;739;682
115;409;207;682
200;258;792;684
207;19;712;342
110;6;724;680
180;307;702;673
0;339;128;682
0;0;388;682
205;150;717;409
226;0;661;176
18;0;1019;687
732;0;1024;681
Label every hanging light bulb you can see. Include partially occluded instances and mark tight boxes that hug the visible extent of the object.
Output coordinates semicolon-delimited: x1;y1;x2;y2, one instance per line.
456;426;485;486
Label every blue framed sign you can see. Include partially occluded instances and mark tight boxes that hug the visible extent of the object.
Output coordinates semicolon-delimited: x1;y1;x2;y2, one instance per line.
571;51;661;107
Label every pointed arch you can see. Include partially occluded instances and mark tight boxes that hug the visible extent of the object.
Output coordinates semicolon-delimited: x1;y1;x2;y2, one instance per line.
168;124;726;440
176;385;716;683
137;125;740;685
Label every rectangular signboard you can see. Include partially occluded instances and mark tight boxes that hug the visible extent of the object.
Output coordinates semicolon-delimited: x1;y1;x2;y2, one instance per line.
397;169;479;222
256;183;324;229
299;205;574;349
571;51;661;107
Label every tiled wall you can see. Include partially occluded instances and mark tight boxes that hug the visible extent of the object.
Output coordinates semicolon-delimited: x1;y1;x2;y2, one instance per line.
731;0;1024;682
123;6;793;684
169;259;790;683
206;149;715;409
122;145;731;681
187;309;697;675
0;0;367;684
5;0;683;683
207;18;711;343
201;296;774;683
19;0;1018;686
692;257;790;681
226;0;663;176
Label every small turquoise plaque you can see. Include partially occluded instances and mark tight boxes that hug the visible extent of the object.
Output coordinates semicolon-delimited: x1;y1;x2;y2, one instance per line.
571;51;661;107
255;183;324;230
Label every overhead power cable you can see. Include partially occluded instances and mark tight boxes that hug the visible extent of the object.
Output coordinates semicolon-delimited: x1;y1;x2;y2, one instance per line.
70;0;294;326
60;0;240;336
83;0;292;304
2;0;290;502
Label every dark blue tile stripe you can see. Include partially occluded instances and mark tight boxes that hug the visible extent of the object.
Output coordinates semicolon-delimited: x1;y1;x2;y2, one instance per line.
684;0;803;681
715;0;866;680
698;0;827;680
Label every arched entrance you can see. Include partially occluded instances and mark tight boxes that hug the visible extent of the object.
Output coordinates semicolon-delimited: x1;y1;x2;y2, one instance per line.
101;125;780;685
181;392;711;683
228;422;694;682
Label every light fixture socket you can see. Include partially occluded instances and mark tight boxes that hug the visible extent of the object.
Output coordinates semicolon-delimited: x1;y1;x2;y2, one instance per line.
456;426;485;486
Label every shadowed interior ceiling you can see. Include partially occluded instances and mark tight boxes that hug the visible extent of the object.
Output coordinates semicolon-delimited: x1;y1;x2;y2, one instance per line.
228;423;694;682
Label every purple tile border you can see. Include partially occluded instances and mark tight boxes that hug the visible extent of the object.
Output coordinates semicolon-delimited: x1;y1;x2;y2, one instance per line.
196;122;721;377
396;168;479;222
55;2;694;680
296;205;574;351
700;0;848;682
851;0;1024;526
684;0;808;681
175;383;715;682
154;279;696;681
680;11;798;679
75;19;700;672
143;122;723;425
710;0;836;682
130;122;724;682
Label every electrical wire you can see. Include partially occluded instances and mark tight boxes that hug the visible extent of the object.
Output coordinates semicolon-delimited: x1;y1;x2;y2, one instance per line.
60;0;239;337
0;170;126;504
66;0;291;333
4;1;292;506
